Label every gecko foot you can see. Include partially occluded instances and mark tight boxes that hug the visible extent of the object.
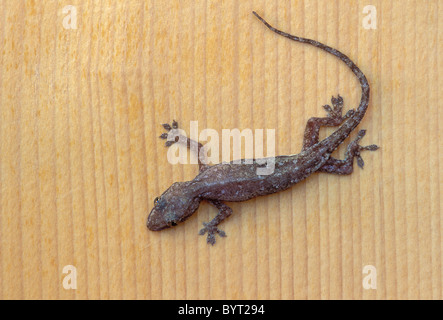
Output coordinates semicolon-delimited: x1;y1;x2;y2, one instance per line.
323;95;355;123
199;222;227;245
159;120;179;147
349;130;379;168
319;129;378;175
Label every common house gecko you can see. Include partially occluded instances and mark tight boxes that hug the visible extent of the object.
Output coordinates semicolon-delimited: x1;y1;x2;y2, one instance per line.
147;12;378;245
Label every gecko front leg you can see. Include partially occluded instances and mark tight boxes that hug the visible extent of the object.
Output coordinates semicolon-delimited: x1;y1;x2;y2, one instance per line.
199;200;233;245
160;120;210;173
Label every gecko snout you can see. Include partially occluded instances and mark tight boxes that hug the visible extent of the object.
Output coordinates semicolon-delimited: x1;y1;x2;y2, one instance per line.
147;208;171;231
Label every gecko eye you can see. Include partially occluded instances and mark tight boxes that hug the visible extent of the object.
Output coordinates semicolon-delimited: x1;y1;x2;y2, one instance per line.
167;221;178;227
154;197;160;205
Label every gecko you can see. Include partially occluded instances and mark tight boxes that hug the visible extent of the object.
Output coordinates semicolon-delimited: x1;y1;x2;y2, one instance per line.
147;11;378;245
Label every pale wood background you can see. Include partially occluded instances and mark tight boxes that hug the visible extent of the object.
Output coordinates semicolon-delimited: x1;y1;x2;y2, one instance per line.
0;0;441;300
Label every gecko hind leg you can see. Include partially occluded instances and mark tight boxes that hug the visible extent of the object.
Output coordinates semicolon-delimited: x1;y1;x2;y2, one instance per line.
319;130;378;175
302;95;355;150
199;200;233;245
160;120;210;173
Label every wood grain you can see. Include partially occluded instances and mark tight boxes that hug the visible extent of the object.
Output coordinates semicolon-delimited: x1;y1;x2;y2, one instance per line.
0;0;441;299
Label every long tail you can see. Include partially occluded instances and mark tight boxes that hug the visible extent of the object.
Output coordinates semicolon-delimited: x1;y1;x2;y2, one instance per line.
253;11;370;153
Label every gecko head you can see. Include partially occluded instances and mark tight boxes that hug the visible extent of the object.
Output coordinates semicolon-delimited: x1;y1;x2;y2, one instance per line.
147;181;201;231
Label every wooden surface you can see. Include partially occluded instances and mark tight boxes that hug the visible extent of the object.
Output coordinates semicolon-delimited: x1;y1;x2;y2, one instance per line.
0;0;441;300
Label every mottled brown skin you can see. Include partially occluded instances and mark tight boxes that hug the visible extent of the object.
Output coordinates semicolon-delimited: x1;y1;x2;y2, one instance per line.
147;12;378;245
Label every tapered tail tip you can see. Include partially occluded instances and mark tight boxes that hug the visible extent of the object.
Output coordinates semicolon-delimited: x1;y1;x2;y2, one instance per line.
252;11;269;28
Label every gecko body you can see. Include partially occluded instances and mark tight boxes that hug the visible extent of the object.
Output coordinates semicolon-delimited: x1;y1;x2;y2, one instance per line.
147;12;378;245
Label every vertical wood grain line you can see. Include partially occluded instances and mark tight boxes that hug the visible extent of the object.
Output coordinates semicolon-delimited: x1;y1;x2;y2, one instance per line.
191;0;206;299
62;0;75;299
175;0;185;299
115;0;125;298
426;0;437;299
166;1;178;299
108;0;124;298
288;3;294;299
198;0;208;298
135;0;150;300
180;0;195;299
251;0;258;299
151;0;165;298
274;3;282;300
265;1;278;299
51;0;62;299
417;0;432;299
84;1;98;292
370;0;384;300
337;0;344;299
411;0;420;298
393;0;407;299
124;0;138;298
303;0;321;299
95;0;111;298
16;0;25;298
383;0;397;299
356;0;364;300
440;0;443;300
76;0;87;299
403;0;414;298
0;0;6;300
83;0;101;299
318;0;328;299
146;0;157;299
22;0;43;299
375;0;388;299
437;0;443;300
250;0;258;300
298;0;309;300
17;0;25;299
253;2;269;299
38;0;58;299
35;1;45;300
236;0;242;299
128;1;141;297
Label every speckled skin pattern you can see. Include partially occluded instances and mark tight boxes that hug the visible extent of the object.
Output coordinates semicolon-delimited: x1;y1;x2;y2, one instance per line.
147;12;378;245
